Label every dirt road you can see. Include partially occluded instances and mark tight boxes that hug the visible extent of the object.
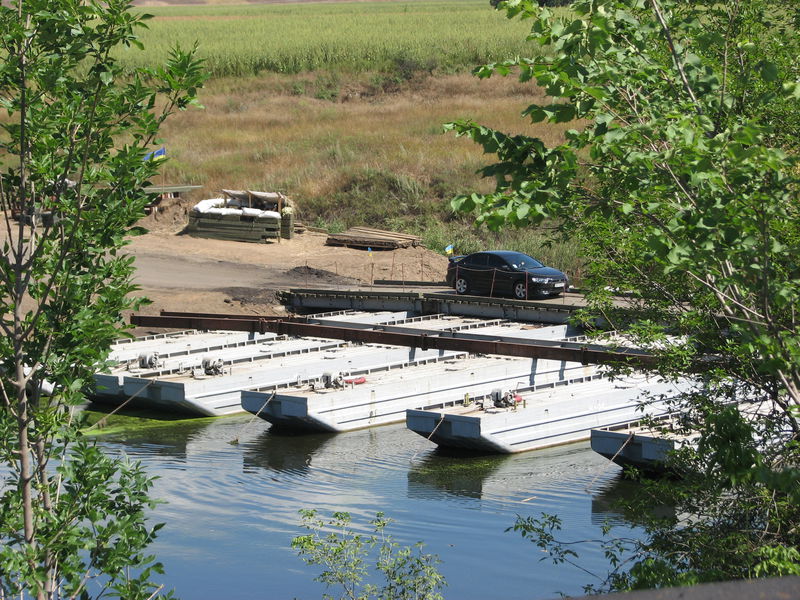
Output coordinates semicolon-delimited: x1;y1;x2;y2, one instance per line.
1;211;449;316
127;228;449;316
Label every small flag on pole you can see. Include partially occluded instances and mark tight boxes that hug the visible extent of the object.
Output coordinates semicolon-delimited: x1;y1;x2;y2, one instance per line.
144;147;166;161
445;244;454;255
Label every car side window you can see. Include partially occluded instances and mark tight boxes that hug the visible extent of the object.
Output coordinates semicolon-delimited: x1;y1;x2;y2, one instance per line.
465;254;487;267
486;255;506;269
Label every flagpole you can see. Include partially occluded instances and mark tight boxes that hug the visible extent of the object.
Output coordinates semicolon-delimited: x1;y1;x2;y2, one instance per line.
145;146;167;215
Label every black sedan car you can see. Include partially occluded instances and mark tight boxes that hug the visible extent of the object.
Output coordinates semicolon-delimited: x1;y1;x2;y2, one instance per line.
446;251;568;299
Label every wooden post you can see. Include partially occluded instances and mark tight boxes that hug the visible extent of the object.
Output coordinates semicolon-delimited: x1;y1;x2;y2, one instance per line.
390;252;396;280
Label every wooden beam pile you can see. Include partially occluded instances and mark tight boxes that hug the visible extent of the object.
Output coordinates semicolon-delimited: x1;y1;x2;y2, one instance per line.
325;227;422;250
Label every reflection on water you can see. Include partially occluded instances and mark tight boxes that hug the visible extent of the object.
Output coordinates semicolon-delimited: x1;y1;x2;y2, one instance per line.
408;444;614;504
243;428;335;475
591;475;677;525
96;418;646;600
408;453;508;499
92;418;216;462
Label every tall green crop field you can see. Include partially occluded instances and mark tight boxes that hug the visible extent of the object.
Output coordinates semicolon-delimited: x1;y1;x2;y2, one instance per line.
119;0;537;77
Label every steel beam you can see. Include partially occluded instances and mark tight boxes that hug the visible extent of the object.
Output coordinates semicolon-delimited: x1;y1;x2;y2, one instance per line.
131;312;658;368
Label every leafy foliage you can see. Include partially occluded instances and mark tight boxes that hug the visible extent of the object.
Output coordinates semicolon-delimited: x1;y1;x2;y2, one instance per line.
447;0;800;591
292;510;446;600
0;0;206;597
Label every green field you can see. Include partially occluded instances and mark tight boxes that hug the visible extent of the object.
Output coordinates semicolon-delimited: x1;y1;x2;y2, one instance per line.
121;0;537;77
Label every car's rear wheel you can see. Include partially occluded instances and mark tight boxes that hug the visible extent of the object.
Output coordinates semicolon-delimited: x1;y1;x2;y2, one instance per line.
454;277;470;295
513;280;529;300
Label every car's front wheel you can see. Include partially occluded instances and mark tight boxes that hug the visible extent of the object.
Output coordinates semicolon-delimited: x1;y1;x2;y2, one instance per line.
513;280;529;300
454;277;470;295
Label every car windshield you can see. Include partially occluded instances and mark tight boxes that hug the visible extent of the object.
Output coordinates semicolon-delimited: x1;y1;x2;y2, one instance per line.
507;253;543;269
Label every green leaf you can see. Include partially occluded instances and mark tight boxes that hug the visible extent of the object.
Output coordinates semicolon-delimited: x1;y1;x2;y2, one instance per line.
758;60;779;82
451;195;475;213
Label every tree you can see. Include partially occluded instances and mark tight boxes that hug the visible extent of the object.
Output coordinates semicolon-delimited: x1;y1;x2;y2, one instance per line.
0;0;206;598
446;0;800;590
292;510;446;600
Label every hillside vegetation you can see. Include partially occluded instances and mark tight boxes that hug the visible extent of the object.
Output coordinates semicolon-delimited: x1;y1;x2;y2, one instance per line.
132;0;584;277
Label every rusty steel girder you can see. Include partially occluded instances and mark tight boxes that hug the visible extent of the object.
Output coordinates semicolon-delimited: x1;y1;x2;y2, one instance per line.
130;311;658;368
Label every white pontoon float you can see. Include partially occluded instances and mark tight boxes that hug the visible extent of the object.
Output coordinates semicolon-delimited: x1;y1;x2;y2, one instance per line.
241;349;599;432
590;425;692;472
406;375;694;454
94;316;578;417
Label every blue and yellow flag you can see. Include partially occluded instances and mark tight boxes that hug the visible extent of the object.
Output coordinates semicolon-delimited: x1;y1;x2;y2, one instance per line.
145;147;166;161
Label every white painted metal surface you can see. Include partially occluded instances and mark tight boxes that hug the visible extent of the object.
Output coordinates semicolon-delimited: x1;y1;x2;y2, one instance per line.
94;336;346;403
241;352;599;432
406;375;695;454
93;315;594;418
97;344;467;416
94;312;445;406
109;330;277;363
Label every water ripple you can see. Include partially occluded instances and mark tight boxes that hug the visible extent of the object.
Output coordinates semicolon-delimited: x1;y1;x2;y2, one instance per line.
96;418;642;600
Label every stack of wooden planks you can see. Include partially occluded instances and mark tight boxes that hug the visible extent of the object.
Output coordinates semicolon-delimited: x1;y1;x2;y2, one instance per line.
325;227;422;250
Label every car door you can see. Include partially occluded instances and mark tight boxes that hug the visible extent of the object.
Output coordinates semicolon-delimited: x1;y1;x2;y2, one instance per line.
485;254;513;296
461;253;490;292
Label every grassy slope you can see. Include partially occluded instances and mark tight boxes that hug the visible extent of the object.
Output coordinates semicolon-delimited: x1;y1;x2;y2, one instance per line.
129;1;585;278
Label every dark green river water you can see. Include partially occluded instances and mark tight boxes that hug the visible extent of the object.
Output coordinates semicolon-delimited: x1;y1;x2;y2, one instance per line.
97;415;642;599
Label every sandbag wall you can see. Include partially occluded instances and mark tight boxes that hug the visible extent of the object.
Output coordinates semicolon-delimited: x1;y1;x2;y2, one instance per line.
186;197;290;243
187;212;282;243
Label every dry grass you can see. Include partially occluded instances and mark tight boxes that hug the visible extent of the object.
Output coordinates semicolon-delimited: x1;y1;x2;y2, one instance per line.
160;72;559;200
153;70;585;278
